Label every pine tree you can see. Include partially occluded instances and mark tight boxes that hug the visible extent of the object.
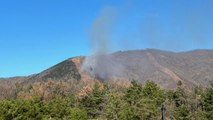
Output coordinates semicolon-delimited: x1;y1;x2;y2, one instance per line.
203;83;213;119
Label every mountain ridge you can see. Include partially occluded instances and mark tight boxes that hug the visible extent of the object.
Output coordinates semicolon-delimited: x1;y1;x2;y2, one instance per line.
1;49;213;89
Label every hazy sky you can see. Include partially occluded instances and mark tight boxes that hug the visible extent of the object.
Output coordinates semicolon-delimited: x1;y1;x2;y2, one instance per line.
0;0;213;77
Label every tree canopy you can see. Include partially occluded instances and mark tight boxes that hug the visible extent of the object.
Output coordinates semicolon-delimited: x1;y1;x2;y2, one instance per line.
0;80;212;120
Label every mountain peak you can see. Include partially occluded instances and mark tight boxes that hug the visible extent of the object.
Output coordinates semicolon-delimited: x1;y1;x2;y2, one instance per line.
1;49;213;90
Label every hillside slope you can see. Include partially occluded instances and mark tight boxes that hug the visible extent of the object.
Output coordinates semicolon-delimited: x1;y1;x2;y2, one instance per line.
1;49;213;90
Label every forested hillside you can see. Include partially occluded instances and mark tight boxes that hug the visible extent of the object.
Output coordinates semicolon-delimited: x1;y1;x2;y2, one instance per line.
0;49;213;119
0;80;212;120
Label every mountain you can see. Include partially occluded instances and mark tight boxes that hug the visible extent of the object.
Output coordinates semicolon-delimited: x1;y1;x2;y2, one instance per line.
82;49;213;88
1;49;213;94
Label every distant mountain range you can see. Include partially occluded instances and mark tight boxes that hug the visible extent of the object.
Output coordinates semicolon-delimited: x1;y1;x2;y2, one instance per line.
1;49;213;90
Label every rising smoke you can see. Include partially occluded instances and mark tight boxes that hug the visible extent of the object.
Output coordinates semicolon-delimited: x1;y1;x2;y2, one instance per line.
88;6;116;55
83;6;125;80
83;1;213;80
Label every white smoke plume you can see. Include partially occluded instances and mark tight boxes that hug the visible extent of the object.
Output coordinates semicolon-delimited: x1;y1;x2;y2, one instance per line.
88;6;116;55
83;6;124;80
83;1;213;80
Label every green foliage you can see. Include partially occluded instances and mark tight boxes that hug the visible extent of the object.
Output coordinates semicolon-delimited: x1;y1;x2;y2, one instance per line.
105;91;123;119
80;83;106;118
174;105;191;120
203;84;213;119
124;80;143;105
43;96;74;119
68;107;87;120
0;98;43;120
193;110;208;120
172;86;187;107
0;80;212;120
122;80;165;120
142;80;165;105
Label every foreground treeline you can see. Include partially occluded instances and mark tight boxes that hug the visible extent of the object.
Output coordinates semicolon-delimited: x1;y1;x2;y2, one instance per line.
0;80;212;120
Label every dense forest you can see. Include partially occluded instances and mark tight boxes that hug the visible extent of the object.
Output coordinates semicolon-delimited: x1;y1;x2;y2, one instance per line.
0;80;212;120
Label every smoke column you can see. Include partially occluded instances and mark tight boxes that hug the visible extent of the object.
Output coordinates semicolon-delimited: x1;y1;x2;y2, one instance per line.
88;6;116;55
83;1;213;80
83;6;122;80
